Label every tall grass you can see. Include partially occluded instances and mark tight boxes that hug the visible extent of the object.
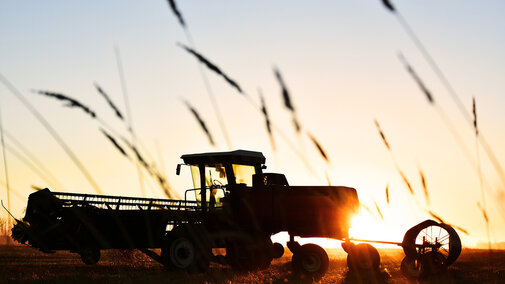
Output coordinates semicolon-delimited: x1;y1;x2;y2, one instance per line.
274;67;301;133
397;53;434;104
4;130;64;190
418;169;430;206
114;46;147;198
306;132;329;163
177;41;323;181
100;128;129;158
398;52;502;239
0;107;11;242
183;100;216;147
0;73;104;195
385;183;390;205
374;119;390;151
34;84;175;199
374;119;414;196
166;0;185;28
178;43;243;95
165;1;233;150
35;90;97;118
258;89;276;151
473;98;491;250
427;210;469;235
4;143;60;190
374;200;384;221
382;0;505;195
94;82;124;121
375;117;473;235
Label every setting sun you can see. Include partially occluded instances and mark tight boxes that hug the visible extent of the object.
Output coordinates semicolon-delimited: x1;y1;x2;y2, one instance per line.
349;210;403;248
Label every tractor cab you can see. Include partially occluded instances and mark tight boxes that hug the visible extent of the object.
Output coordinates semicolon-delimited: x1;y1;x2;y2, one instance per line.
178;150;266;212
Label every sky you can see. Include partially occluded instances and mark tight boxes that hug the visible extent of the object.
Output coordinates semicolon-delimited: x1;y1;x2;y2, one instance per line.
0;1;504;248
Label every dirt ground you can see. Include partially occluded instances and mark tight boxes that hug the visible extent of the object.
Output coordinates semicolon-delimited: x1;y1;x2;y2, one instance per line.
1;245;504;283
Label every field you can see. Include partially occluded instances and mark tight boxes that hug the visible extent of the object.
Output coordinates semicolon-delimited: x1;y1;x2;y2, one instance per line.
1;245;505;283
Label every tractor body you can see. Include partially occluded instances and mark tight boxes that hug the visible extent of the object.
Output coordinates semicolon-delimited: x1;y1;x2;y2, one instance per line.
14;149;359;275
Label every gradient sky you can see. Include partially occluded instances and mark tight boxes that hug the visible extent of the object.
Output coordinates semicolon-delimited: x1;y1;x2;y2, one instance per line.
1;1;504;247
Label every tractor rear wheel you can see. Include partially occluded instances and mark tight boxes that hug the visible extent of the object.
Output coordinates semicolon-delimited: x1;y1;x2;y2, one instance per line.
400;256;424;280
422;251;447;275
346;243;380;271
292;243;329;280
79;245;100;265
400;251;447;280
161;226;210;273
272;242;284;258
162;235;209;273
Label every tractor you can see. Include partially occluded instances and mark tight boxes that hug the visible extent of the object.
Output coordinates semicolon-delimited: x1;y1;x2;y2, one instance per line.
12;149;461;279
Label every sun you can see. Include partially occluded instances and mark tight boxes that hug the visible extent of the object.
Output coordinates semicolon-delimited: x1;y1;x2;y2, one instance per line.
270;211;407;249
348;211;405;248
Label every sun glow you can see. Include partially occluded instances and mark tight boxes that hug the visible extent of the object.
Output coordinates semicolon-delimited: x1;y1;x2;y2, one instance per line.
349;211;404;248
270;210;408;250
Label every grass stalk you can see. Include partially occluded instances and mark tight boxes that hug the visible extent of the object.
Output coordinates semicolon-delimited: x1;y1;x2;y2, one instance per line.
114;46;146;198
473;98;491;250
0;73;104;195
382;1;505;189
166;1;233;149
182;100;216;147
0;107;11;243
4;130;64;190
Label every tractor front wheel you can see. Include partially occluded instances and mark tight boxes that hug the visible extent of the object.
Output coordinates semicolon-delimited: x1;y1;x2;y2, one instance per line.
292;243;329;280
400;256;424;280
161;225;211;273
346;243;380;271
79;246;100;265
162;236;209;273
272;242;284;258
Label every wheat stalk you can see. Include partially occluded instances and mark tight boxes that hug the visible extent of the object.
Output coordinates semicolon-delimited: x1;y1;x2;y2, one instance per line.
306;131;329;163
4;129;64;190
374;200;384;220
35;90;97;118
381;0;505;189
385;183;390;204
398;53;434;104
274;67;301;133
178;43;243;94
165;3;232;150
0;73;104;194
94;82;124;121
100;128;129;158
183;100;216;147
114;46;148;198
258;89;276;151
374;119;391;151
419;169;430;205
427;210;469;235
177;42;322;181
166;0;185;28
374;119;415;195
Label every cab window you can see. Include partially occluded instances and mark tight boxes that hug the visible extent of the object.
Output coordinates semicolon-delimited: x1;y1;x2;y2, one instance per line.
232;164;255;186
189;164;227;208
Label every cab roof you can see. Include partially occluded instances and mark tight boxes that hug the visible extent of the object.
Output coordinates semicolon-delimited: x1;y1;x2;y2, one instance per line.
181;150;265;165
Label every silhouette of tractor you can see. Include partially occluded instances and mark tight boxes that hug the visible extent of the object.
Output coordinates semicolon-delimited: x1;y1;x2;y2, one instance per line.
12;150;461;279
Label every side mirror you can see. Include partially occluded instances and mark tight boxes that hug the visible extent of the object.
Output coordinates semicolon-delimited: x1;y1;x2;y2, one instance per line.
262;165;267;170
176;164;182;176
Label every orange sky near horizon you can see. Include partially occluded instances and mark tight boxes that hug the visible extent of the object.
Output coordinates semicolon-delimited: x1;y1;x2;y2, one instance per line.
1;1;504;249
